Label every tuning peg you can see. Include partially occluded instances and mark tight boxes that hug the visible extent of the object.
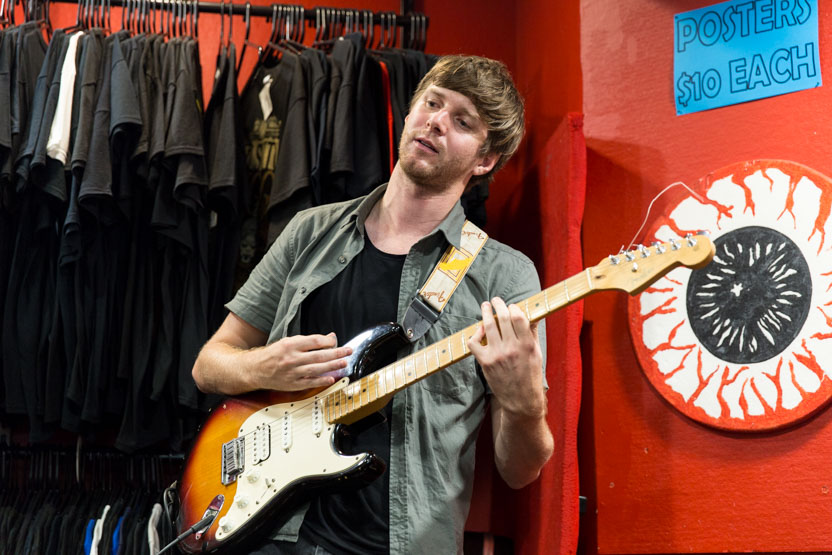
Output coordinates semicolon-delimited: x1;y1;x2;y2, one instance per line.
625;250;636;262
638;244;649;257
609;255;620;265
685;233;697;247
651;241;666;254
670;238;680;250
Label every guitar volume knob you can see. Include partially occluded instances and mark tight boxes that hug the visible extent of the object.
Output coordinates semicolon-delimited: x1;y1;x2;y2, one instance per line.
236;495;250;509
245;469;261;483
219;516;235;532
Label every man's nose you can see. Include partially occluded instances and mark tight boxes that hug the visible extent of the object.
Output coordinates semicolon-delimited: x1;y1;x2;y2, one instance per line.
425;110;450;133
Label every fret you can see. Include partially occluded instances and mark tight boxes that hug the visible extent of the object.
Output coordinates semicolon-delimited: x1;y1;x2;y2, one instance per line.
342;388;350;414
367;375;376;403
414;351;427;378
368;374;376;400
333;392;342;419
544;288;550;311
424;349;433;375
378;369;387;396
459;331;467;356
361;378;370;406
386;366;395;392
446;337;454;361
395;361;405;388
438;342;451;367
428;346;437;370
404;358;416;384
530;292;544;320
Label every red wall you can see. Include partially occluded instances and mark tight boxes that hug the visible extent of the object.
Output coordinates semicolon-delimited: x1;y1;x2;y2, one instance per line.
581;0;832;553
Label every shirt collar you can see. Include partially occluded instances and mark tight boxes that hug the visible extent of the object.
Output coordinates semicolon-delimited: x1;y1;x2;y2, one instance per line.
345;183;469;250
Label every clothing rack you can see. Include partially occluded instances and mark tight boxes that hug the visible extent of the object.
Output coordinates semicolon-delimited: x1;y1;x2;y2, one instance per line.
0;443;183;490
31;0;429;51
45;0;424;20
42;0;428;36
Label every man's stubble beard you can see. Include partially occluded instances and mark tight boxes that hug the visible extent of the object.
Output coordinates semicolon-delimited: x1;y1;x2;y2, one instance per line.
397;133;471;194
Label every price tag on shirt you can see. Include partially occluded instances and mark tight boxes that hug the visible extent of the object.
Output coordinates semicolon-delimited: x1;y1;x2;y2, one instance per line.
259;74;274;120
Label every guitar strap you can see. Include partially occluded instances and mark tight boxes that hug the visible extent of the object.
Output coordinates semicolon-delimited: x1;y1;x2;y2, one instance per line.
401;219;488;342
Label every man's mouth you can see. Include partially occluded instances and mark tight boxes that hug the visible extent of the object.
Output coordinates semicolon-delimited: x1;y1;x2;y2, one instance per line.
415;138;439;154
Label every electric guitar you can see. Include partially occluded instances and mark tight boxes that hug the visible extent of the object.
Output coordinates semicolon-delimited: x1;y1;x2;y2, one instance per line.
173;234;715;553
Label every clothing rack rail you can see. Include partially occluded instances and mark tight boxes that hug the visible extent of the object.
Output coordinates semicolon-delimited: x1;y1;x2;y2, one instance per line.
35;0;428;50
44;0;427;27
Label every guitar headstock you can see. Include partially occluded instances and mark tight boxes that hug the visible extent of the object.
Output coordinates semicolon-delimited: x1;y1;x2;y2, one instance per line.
590;233;715;295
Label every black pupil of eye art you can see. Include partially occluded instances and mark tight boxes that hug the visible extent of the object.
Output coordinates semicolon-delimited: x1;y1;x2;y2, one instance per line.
686;226;812;364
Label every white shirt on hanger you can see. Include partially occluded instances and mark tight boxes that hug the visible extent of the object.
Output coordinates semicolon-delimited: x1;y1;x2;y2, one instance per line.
46;31;83;164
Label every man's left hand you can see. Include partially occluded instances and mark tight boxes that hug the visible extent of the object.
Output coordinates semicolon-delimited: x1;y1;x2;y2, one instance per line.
467;297;546;416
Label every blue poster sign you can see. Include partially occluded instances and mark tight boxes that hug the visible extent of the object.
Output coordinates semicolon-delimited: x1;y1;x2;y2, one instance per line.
674;0;821;115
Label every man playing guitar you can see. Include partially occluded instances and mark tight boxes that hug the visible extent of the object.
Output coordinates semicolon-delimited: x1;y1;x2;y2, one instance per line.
191;55;554;554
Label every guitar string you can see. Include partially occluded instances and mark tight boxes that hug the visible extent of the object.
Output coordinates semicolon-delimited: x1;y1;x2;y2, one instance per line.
235;235;696;462
230;194;699;456
233;285;580;452
624;180;706;253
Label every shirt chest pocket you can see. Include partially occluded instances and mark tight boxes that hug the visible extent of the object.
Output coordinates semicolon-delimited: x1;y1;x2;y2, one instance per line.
417;313;482;398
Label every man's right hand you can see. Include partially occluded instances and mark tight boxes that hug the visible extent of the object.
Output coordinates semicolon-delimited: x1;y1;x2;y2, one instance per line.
191;313;352;395
247;333;353;391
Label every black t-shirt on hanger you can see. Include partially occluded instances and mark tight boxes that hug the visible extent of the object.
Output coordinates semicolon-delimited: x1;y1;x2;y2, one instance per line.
15;29;66;189
267;49;314;243
205;44;244;335
301;47;330;205
237;56;293;285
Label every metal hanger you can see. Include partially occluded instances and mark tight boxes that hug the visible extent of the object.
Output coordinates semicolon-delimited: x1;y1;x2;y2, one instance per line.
235;1;250;74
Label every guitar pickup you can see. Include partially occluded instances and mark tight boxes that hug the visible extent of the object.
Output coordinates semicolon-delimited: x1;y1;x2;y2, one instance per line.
252;424;271;463
221;437;245;486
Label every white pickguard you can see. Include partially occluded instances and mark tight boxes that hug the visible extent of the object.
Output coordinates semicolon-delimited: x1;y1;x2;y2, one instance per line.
215;378;366;541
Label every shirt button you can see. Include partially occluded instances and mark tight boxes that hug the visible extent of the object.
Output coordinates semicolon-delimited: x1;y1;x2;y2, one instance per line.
300;287;307;294
338;255;347;264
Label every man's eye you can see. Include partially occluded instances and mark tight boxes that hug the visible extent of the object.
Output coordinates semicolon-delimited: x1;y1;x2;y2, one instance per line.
426;99;438;108
458;119;470;129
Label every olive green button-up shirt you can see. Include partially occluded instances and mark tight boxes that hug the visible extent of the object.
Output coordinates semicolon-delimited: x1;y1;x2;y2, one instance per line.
227;185;546;554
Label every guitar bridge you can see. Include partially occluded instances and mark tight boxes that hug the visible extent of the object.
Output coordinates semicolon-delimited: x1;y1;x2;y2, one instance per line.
221;437;245;485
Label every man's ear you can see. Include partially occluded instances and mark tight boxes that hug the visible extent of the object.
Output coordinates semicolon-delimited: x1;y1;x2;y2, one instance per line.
473;151;499;176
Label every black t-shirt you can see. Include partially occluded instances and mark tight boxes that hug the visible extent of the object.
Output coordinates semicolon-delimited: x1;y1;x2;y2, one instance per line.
15;29;66;190
205;45;245;335
266;49;313;243
236;57;293;288
301;47;330;205
299;236;405;554
0;29;14;166
9;24;47;184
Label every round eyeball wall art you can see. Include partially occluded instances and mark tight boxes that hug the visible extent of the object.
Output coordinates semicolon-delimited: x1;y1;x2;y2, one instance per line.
628;160;832;432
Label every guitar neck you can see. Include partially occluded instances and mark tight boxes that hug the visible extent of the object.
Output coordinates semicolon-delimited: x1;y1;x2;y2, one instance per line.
323;270;593;423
